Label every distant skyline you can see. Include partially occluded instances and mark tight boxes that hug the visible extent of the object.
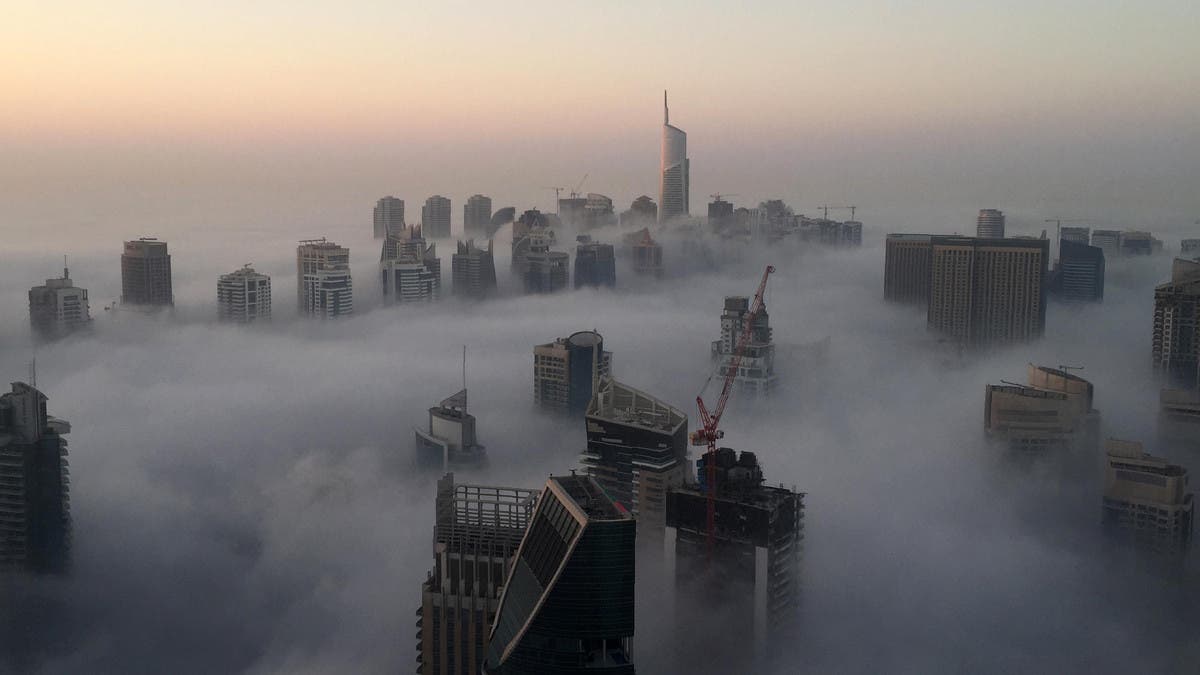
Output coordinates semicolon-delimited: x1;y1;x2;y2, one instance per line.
3;1;1199;239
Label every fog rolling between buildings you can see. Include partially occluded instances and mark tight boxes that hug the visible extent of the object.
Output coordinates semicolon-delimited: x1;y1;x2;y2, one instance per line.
1;221;1198;674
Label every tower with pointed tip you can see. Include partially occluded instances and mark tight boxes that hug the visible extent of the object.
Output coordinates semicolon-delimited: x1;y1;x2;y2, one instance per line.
659;91;689;223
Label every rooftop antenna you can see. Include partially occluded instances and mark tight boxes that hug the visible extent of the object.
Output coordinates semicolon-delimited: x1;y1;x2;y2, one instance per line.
664;90;669;125
63;254;69;279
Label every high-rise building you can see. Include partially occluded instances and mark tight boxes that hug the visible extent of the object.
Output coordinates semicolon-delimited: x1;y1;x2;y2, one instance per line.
1060;226;1090;244
418;474;538;675
297;238;353;318
1159;388;1200;452
1091;230;1122;258
1102;439;1193;554
523;231;569;294
29;260;90;340
927;236;1048;348
976;209;1005;238
712;296;777;396
423;195;453;239
415;390;485;471
380;226;440;303
0;382;71;574
659;91;689;223
464;195;493;238
1152;258;1200;390
485;474;636;675
217;265;271;323
574;237;616;289
984;364;1100;452
620;196;657;228
581;377;689;540
452;239;498;299
1120;231;1155;256
121;238;173;307
628;228;664;278
374;196;405;239
665;449;803;663
1181;239;1200;260
708;197;734;230
883;234;933;304
818;219;862;246
1051;239;1105;302
511;209;552;279
533;331;612;415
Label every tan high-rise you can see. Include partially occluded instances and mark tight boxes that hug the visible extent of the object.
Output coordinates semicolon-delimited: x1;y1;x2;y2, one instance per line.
1102;439;1193;554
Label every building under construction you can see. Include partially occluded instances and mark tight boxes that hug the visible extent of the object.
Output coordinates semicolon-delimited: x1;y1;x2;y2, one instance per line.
580;377;689;539
712;296;777;395
485;474;636;674
415;389;486;471
417;474;539;675
665;449;803;663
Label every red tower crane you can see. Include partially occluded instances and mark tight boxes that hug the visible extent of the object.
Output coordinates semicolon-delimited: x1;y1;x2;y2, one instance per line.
690;264;775;557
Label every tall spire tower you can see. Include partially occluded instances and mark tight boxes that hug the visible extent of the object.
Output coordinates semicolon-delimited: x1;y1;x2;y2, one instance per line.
659;90;689;223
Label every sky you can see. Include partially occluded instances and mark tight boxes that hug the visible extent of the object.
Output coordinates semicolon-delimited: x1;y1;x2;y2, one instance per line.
3;1;1200;237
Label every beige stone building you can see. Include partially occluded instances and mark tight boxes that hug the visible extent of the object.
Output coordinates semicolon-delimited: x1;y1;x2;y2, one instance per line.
984;364;1099;451
1102;439;1193;554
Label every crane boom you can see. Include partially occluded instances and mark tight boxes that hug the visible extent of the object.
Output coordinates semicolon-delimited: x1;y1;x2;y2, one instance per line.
692;264;775;557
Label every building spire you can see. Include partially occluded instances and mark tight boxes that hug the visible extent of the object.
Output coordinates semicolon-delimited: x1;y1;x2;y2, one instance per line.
664;89;669;125
63;254;69;280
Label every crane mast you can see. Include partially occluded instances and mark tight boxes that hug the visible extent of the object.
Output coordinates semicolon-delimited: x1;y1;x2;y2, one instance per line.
692;264;775;558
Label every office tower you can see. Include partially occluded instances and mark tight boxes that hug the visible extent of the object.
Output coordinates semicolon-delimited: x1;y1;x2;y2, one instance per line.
0;382;71;574
1120;231;1154;256
374;196;405;239
573;237;616;289
484;474;636;675
418;474;538;675
422;195;453;238
708;197;734;230
1052;239;1105;302
659;91;689;222
818;219;861;246
984;364;1100;451
584;193;616;229
927;236;1048;348
841;220;863;246
976;209;1005;238
1091;230;1121;258
297;238;353;318
1102;439;1193;554
629;228;664;278
511;209;551;279
711;296;777;395
1152;258;1200;390
1181;239;1200;260
580;377;689;540
464;195;493;238
120;238;173;306
489;207;517;237
558;195;588;227
1159;388;1200;451
621;196;657;228
533;331;612;415
884;234;933;304
1060;226;1090;244
452;239;498;299
665;449;804;662
217;265;272;323
523;231;569;294
415;390;485;471
28;260;90;340
380;226;440;303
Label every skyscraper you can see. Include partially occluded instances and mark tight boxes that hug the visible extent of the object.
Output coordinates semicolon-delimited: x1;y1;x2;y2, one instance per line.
1060;226;1090;244
620;196;657;228
415;390;485;471
511;209;552;279
485;474;636;675
374;196;405;239
707;197;734;230
0;382;71;574
883;234;933;304
1090;230;1122;258
573;238;616;289
533;331;612;415
927;236;1048;348
379;226;440;303
976;209;1005;238
659;91;689;223
297;238;353;318
628;228;664;278
665;449;803;663
121;238;173;307
29;260;90;340
217;265;271;323
1152;258;1200;390
1052;239;1105;302
1102;439;1193;554
523;232;569;294
452;239;498;299
464;195;493;238
418;474;538;675
423;195;453;238
580;376;689;540
712;296;777;395
984;364;1100;452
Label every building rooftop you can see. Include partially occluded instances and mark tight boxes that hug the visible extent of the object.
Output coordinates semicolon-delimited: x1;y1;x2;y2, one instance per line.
550;474;631;521
586;377;686;434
